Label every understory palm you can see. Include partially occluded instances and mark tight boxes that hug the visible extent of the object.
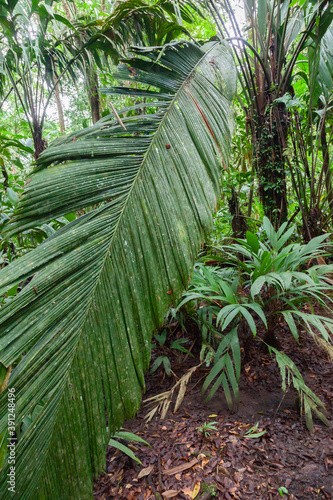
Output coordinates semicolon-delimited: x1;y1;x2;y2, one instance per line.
180;218;333;430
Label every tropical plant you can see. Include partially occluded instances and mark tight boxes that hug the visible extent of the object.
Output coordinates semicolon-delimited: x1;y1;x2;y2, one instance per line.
206;0;333;226
108;429;151;465
197;421;218;438
0;0;191;158
279;486;289;498
0;40;236;498
286;22;333;239
244;421;267;439
179;217;333;429
151;328;192;376
60;0;193;124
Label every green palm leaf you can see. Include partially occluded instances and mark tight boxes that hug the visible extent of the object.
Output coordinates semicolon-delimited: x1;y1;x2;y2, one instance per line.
0;41;235;499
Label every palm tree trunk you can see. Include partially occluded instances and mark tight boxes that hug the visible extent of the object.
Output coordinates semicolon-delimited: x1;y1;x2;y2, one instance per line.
228;186;248;239
86;67;100;124
33;120;47;160
257;106;288;229
53;73;65;133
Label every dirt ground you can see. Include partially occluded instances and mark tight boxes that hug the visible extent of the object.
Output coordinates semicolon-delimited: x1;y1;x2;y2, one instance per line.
94;319;333;500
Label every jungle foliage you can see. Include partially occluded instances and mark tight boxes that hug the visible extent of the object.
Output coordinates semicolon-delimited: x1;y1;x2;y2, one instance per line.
0;0;332;498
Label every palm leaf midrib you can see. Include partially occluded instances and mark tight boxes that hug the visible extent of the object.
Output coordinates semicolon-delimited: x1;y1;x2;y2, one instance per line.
27;42;221;493
106;42;220;256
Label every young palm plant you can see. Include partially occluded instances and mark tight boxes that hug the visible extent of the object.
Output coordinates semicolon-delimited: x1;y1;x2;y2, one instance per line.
0;41;236;498
180;217;333;430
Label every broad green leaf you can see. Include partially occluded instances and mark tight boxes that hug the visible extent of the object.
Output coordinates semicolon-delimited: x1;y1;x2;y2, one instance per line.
6;187;19;205
246;302;267;328
150;356;165;374
282;311;299;341
204;328;239;406
113;430;151;447
217;304;241;329
202;353;227;395
263;216;276;247
251;275;266;298
244;430;266;438
269;346;328;431
221;371;233;409
0;41;236;499
108;438;142;464
239;306;257;335
276;226;295;250
246;231;259;254
214;328;237;360
225;354;239;403
204;371;224;403
162;356;172;377
154;330;167;346
229;327;241;381
257;0;267;39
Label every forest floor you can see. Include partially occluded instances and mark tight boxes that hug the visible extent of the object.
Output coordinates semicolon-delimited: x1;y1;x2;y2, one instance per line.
94;312;333;500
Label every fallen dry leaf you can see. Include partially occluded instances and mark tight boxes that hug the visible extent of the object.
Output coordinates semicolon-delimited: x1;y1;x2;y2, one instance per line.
162;490;179;498
199;457;209;468
192;481;201;498
138;465;154;479
163;458;198;475
182;487;193;498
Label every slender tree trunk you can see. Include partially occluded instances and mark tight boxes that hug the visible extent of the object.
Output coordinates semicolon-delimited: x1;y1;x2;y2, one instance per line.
62;0;76;18
86;67;100;124
33;119;47;160
62;0;71;19
228;186;248;239
53;73;65;133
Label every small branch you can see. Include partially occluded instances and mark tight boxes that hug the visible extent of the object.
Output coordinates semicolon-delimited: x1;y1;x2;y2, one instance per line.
286;207;300;228
110;101;127;129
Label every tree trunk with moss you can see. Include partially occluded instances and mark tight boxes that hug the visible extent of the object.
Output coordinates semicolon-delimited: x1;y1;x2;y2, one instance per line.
256;102;288;229
86;67;100;124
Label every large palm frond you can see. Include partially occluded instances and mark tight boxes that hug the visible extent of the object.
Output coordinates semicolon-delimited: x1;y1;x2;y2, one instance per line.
0;41;236;498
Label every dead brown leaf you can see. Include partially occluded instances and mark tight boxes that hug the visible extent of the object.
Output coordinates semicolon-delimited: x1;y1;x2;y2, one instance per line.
163;458;198;475
162;490;179;498
138;465;154;479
